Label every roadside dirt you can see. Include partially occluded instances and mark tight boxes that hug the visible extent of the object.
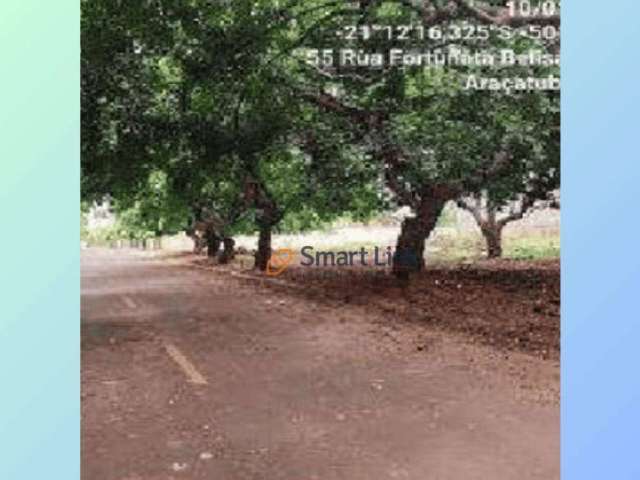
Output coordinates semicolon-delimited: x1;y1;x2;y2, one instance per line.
190;255;560;362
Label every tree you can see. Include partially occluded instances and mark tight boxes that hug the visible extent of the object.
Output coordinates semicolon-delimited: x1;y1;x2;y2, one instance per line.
281;0;561;278
82;0;287;264
457;189;559;258
161;0;385;269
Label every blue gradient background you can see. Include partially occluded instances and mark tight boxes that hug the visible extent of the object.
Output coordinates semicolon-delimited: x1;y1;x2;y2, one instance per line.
1;0;639;478
563;0;640;478
0;1;80;479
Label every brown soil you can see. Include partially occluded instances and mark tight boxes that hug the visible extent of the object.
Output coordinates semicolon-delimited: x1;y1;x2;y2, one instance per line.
193;256;560;361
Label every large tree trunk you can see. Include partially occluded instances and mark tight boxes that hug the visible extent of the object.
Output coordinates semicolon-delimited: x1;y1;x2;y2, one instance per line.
392;197;447;279
218;237;236;264
254;224;272;271
481;224;503;258
205;229;221;258
393;217;427;276
243;173;283;272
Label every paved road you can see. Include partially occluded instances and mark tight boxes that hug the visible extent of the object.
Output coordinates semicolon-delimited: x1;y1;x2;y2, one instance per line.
82;249;559;480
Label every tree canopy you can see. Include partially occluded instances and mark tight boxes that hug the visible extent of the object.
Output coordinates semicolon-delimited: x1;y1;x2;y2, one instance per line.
82;0;560;273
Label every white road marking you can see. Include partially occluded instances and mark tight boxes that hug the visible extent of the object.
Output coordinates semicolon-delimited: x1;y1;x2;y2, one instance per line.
122;296;138;309
164;343;208;385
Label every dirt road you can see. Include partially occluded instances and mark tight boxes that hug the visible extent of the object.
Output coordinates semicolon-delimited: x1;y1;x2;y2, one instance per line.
82;249;559;480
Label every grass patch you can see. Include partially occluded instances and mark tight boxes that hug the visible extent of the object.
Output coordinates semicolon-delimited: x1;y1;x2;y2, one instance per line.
504;232;560;260
427;227;560;263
